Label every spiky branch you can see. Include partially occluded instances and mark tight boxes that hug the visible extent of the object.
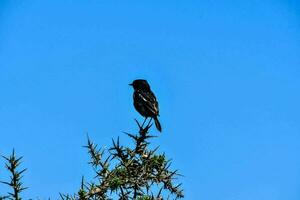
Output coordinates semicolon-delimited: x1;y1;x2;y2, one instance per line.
1;150;27;200
62;120;184;200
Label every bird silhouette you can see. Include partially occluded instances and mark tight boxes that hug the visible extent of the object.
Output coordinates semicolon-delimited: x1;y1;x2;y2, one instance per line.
129;79;162;132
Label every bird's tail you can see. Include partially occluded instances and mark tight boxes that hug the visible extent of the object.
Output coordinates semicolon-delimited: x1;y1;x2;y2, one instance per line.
154;116;162;132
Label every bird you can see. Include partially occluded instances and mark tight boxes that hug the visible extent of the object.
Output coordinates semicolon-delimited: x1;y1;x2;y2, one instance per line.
129;79;162;132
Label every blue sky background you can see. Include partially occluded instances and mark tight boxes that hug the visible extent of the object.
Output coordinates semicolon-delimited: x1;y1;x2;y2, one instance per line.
1;1;300;199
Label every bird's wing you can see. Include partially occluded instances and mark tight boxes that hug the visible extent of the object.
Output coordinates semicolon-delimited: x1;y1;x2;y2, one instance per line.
138;90;159;116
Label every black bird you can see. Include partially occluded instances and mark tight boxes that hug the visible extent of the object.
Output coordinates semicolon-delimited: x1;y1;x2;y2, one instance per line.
129;79;162;132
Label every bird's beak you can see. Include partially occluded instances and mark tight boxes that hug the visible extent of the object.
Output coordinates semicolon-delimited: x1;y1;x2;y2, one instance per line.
129;83;133;86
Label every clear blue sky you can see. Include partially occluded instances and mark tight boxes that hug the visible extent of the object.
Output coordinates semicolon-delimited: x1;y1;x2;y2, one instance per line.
0;1;300;199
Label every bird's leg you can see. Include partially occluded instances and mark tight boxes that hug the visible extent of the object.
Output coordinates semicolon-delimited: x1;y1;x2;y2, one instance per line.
146;118;153;128
141;117;148;128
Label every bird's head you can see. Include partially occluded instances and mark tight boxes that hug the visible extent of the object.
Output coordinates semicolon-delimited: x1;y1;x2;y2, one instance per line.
129;79;150;91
